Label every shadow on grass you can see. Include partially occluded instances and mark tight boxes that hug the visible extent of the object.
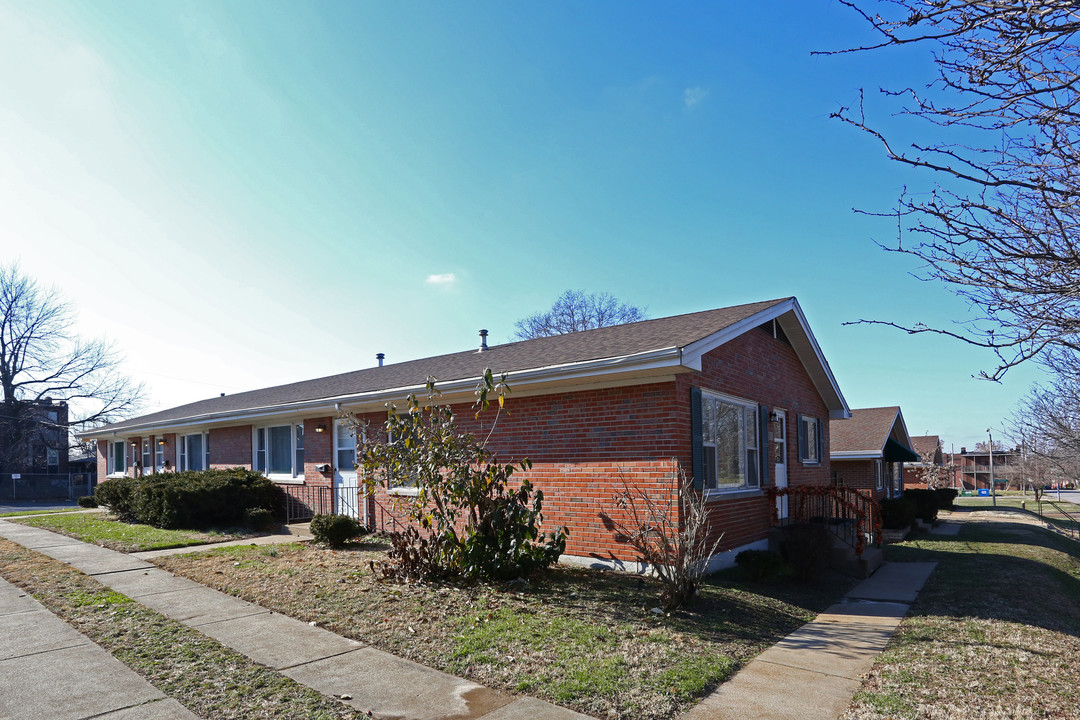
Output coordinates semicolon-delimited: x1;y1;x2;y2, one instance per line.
884;520;1080;637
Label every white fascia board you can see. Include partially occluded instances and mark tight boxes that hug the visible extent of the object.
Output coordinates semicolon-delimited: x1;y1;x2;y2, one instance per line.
831;451;883;460
680;298;851;419
78;346;686;440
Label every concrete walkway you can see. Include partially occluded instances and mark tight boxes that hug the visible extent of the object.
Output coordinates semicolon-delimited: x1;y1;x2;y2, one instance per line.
683;560;937;720
0;517;940;720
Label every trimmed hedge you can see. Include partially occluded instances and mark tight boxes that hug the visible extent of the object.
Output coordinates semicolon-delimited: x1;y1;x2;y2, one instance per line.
881;497;917;529
94;469;276;530
778;523;833;580
903;488;939;523
934;487;959;510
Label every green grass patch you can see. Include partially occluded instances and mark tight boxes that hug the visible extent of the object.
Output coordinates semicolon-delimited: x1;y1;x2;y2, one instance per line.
11;512;250;552
0;507;85;517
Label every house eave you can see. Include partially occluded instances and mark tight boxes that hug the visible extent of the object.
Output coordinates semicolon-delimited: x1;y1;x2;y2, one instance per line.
78;346;689;441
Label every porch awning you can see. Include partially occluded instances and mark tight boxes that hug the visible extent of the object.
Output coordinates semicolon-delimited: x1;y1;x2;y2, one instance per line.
884;438;919;463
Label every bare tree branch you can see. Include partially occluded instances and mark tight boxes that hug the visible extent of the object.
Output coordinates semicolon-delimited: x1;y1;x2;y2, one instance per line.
513;290;648;340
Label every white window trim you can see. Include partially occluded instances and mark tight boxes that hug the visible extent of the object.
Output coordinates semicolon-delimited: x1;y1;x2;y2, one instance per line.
700;389;761;496
799;415;822;465
253;421;306;484
141;438;152;474
154;438;165;473
179;431;210;472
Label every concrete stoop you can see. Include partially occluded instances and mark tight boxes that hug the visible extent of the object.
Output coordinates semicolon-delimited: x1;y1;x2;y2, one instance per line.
767;527;883;579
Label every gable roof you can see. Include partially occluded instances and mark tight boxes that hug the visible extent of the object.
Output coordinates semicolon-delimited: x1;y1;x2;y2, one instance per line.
82;297;849;439
830;406;917;461
910;435;942;459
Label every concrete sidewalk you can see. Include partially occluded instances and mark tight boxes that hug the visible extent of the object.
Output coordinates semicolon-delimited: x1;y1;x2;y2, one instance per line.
683;560;937;720
0;517;938;720
0;519;592;720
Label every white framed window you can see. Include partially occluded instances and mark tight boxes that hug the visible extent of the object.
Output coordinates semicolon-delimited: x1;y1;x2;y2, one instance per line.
179;432;208;472
254;423;305;482
46;448;59;473
107;440;126;477
797;415;822;464
335;420;357;472
155;438;165;472
698;390;760;492
142;439;152;473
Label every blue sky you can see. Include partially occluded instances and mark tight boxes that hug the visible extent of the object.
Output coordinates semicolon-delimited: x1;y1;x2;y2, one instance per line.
0;0;1042;449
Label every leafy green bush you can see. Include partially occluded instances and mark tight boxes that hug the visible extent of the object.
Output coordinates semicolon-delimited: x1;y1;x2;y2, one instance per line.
244;507;279;531
881;497;917;529
778;523;833;580
360;372;568;581
309;513;366;548
77;495;98;509
94;476;139;521
903;489;939;523
734;549;787;582
934;487;959;510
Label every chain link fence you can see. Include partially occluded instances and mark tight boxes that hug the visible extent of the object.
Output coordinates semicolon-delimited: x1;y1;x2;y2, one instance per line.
1;473;95;502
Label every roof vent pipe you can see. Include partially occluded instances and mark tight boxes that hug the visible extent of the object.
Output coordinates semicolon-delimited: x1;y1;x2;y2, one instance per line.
376;353;385;367
479;329;489;352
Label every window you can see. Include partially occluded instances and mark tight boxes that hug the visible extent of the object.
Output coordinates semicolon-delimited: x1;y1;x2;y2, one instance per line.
142;439;152;473
797;415;823;464
875;460;884;490
254;423;305;481
335;421;356;472
46;448;59;473
154;438;165;472
180;433;208;471
108;441;126;476
692;389;761;492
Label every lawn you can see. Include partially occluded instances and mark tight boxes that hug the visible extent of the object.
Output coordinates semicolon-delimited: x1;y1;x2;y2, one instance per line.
842;509;1080;720
955;495;1080;538
11;512;253;552
0;538;371;720
154;539;855;720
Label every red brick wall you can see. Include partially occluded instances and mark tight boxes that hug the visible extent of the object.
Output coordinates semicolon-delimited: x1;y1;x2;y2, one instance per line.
303;417;333;488
363;325;833;563
832;459;889;501
209;425;252;469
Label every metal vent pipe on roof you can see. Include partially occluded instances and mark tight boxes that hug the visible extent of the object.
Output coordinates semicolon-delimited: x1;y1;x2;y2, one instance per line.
479;329;488;352
376;353;385;367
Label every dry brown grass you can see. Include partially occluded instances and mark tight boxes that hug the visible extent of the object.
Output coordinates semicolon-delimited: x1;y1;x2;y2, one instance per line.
842;511;1080;720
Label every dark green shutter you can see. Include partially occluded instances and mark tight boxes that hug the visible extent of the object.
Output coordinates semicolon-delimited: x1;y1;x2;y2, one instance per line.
758;405;769;487
691;387;703;491
796;414;807;461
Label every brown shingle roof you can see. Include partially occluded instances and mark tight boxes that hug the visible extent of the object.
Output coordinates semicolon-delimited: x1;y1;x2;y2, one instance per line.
91;298;792;434
830;406;903;455
910;435;941;458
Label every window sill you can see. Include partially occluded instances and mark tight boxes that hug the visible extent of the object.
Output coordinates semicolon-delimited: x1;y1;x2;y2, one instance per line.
268;475;304;485
387;487;420;497
704;488;764;501
107;472;127;479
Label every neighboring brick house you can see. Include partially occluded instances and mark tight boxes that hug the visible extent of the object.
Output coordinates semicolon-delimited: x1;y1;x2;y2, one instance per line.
902;435;946;489
81;297;850;572
830;407;918;501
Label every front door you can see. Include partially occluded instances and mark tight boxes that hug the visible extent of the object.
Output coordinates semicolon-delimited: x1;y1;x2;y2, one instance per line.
773;410;788;519
333;420;360;520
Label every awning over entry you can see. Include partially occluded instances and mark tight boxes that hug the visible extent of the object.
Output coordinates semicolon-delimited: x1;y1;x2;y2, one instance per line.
884;438;919;463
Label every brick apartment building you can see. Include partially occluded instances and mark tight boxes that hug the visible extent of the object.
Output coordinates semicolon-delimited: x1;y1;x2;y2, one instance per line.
81;297;851;572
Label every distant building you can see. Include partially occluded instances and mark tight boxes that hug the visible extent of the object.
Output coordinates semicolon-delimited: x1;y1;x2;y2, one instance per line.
903;435;945;489
830;406;919;501
948;446;1019;491
0;398;69;476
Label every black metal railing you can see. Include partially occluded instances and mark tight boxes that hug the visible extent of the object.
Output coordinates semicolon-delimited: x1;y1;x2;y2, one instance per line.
767;486;880;555
1037;499;1080;540
280;484;370;525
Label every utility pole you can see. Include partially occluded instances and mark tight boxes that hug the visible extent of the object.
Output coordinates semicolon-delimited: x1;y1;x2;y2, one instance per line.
987;428;996;508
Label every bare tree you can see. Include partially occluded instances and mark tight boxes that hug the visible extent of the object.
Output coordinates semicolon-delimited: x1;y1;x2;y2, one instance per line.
0;264;144;474
914;439;954;490
513;290;647;340
828;1;1080;380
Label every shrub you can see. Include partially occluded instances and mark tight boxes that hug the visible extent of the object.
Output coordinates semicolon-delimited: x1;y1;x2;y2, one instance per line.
778;523;833;580
359;371;567;581
934;487;959;511
244;507;279;531
94;476;139;521
95;469;276;529
77;495;98;509
881;497;917;529
735;549;786;582
903;489;939;523
309;513;366;548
